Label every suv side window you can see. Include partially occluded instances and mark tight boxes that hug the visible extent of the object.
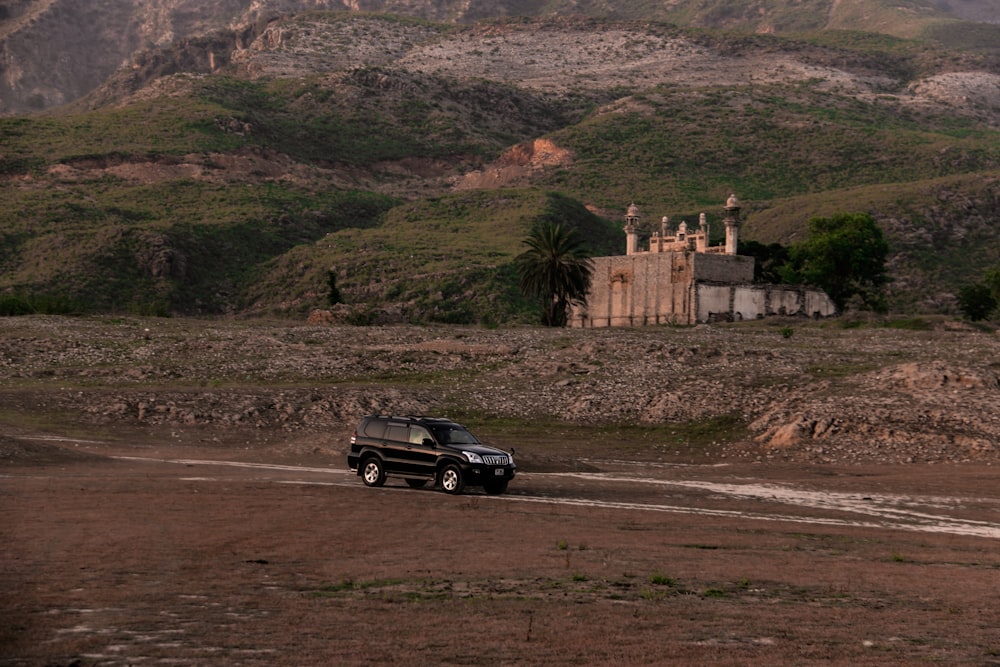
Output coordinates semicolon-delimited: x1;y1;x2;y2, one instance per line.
409;425;432;445
362;419;386;439
385;423;408;442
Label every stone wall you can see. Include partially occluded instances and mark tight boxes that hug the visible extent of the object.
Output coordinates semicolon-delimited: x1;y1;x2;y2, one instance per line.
696;283;837;322
691;252;754;283
571;251;836;327
573;253;694;327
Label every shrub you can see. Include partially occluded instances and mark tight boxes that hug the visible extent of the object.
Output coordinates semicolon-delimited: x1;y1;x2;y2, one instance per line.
957;283;997;321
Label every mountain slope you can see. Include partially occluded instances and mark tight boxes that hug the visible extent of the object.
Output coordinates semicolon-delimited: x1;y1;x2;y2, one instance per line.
1;12;1000;320
2;0;999;115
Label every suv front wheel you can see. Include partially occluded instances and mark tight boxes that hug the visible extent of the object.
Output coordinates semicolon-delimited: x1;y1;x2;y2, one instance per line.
361;457;386;487
439;463;464;495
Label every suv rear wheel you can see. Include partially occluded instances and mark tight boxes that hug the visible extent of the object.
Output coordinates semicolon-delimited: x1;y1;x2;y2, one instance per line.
439;463;464;495
361;457;386;487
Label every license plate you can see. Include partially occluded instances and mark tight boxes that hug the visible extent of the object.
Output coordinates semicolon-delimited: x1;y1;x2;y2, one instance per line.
494;469;504;476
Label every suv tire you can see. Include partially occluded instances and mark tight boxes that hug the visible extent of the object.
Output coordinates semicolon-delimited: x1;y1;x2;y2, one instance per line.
439;463;465;495
361;457;386;487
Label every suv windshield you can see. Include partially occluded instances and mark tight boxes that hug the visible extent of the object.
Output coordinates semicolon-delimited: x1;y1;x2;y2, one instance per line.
429;424;480;445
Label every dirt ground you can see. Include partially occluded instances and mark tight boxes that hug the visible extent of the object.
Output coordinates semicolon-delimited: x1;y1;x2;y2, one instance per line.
2;316;1000;665
3;429;999;666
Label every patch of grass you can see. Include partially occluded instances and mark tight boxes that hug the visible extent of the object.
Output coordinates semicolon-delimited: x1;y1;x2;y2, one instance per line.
0;177;399;315
649;573;677;586
466;414;748;461
238;188;619;323
0;293;87;316
923;20;1000;51
311;578;405;597
315;578;357;594
639;587;670;601
0;97;243;162
545;79;1000;214
882;317;933;331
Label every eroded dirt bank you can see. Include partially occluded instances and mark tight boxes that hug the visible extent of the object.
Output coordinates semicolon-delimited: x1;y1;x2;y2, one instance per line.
1;315;998;466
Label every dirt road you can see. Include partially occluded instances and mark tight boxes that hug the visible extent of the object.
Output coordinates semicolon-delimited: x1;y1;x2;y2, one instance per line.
3;433;999;666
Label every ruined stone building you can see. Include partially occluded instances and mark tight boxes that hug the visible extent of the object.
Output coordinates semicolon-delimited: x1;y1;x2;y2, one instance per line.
570;195;837;327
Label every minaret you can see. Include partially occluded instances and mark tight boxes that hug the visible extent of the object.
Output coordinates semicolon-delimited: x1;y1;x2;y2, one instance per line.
625;203;641;255
724;194;741;255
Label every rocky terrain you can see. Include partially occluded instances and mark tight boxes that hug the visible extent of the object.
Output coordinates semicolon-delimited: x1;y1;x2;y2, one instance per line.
2;0;999;115
225;15;1000;143
2;314;998;467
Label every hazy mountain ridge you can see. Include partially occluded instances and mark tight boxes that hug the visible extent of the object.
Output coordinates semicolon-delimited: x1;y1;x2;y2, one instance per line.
2;0;999;115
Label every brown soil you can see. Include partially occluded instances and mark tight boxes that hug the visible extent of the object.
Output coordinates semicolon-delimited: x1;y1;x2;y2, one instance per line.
4;432;1000;665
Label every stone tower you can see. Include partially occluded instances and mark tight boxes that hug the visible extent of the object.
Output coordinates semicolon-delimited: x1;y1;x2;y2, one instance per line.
724;194;741;255
625;203;641;256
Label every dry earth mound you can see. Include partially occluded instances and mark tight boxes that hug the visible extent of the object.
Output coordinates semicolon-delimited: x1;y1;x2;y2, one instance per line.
2;316;998;467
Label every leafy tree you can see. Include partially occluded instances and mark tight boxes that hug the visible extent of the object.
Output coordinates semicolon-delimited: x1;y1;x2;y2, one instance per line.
327;269;341;306
780;213;889;312
515;222;593;327
985;266;1000;301
957;283;997;321
738;240;790;284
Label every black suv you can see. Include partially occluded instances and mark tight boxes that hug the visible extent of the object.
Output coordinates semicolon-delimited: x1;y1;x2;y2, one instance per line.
347;416;516;495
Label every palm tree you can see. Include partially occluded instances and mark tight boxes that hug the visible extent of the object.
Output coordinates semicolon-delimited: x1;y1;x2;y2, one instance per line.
515;222;594;327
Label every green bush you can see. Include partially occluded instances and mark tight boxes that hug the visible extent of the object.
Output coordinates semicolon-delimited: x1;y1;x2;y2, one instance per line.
0;293;86;316
957;283;997;321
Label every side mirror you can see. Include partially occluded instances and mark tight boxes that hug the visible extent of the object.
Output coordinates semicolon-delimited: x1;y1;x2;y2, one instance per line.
422;438;436;447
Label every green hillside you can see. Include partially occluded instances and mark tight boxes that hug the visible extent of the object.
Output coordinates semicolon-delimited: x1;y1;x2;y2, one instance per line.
540;83;1000;213
0;68;592;318
245;190;621;323
2;12;1000;321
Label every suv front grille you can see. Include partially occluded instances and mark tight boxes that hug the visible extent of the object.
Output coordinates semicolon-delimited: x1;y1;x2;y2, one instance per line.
482;455;509;466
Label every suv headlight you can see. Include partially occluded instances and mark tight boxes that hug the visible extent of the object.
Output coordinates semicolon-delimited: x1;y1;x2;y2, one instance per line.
463;451;484;464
